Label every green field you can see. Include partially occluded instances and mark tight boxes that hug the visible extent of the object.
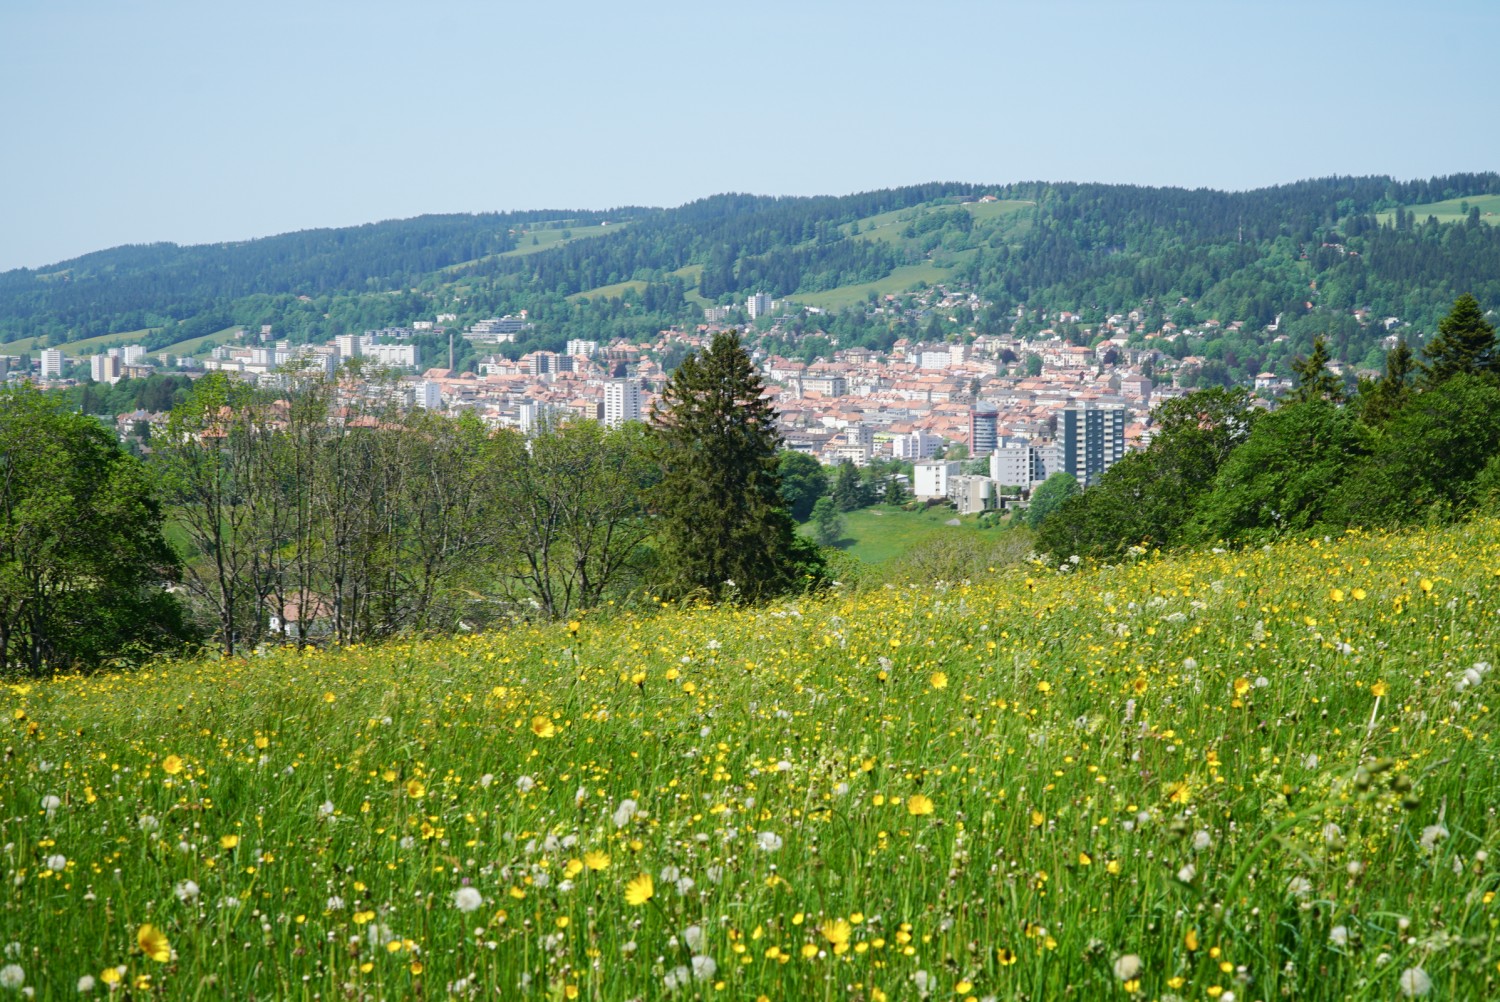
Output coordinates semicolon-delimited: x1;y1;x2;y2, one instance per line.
6;519;1498;997
569;265;707;304
158;326;246;358
787;261;961;311
1378;193;1500;226
802;503;992;562
500;220;626;258
1;329;157;357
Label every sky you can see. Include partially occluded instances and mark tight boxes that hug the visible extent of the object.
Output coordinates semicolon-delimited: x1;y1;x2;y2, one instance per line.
2;0;1497;271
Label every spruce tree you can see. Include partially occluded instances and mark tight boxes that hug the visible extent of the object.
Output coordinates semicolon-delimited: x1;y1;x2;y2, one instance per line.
649;331;820;602
1423;293;1497;385
1357;338;1416;426
1291;336;1342;402
832;461;867;512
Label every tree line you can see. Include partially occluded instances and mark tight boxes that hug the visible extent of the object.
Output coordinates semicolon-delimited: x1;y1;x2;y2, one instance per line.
12;176;1500;377
1035;294;1500;560
0;332;823;674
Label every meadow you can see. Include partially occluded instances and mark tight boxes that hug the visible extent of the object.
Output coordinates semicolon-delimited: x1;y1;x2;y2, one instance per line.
800;504;994;564
3;521;1498;999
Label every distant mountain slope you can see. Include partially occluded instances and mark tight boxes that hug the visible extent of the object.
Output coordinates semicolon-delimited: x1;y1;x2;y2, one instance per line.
4;174;1499;384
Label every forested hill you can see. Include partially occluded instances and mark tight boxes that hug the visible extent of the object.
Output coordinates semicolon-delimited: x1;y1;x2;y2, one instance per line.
5;173;1500;382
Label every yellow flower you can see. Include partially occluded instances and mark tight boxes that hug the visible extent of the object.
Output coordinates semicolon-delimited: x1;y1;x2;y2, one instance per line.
323;691;336;703
956;981;974;995
1352;587;1367;600
1185;928;1199;951
1232;677;1251;697
1371;680;1389;698
584;850;610;871
624;872;654;906
563;858;584;879
821;918;852;950
1030;810;1046;827
929;671;948;690
100;968;121;986
1035;680;1052;693
406;779;425;799
997;947;1017;966
1420;578;1433;593
1329;587;1344;602
567;620;581;635
162;754;183;776
531;715;556;739
137;924;171;962
219;834;239;850
906;793;935;816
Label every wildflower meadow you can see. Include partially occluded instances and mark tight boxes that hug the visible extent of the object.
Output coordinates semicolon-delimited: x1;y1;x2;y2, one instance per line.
3;521;1499;1000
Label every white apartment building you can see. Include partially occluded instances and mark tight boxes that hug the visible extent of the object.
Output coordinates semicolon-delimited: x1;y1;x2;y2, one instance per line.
363;343;420;369
565;339;599;358
892;429;944;461
989;443;1041;487
603;378;642;428
39;349;65;379
746;292;771;319
913;460;961;500
90;354;122;384
121;344;148;365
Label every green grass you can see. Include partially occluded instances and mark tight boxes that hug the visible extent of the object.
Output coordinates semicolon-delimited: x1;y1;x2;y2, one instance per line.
1;329;157;357
568;279;647;302
802;503;991;563
961;198;1035;223
569;265;706;304
500;221;626;258
158;326;246;358
1378;194;1500;226
5;520;1499;997
788;261;961;311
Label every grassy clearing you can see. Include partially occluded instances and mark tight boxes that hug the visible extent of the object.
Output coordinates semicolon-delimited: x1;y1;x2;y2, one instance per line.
500;221;625;258
801;503;991;563
788;262;959;311
158;326;246;359
568;280;647;303
1378;194;1500;226
569;265;706;305
4;521;1499;998
1;330;158;357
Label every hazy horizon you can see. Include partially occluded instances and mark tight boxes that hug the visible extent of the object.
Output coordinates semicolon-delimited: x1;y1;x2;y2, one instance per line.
4;0;1497;272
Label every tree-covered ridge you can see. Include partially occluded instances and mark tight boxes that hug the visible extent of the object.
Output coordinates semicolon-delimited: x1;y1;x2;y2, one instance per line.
0;208;644;344
5;174;1500;376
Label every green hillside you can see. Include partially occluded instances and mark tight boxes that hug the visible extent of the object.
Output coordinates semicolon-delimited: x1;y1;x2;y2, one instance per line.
1378;193;1500;226
4;175;1500;385
7;519;1498;997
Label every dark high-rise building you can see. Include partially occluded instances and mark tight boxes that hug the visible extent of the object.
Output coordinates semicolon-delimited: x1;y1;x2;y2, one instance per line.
1060;403;1126;483
969;407;999;457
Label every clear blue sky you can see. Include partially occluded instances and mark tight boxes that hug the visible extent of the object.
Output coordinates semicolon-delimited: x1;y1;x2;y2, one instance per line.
2;0;1496;272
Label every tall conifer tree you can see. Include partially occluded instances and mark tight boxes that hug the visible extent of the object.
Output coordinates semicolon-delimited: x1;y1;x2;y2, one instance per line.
649;331;820;602
1423;293;1497;385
